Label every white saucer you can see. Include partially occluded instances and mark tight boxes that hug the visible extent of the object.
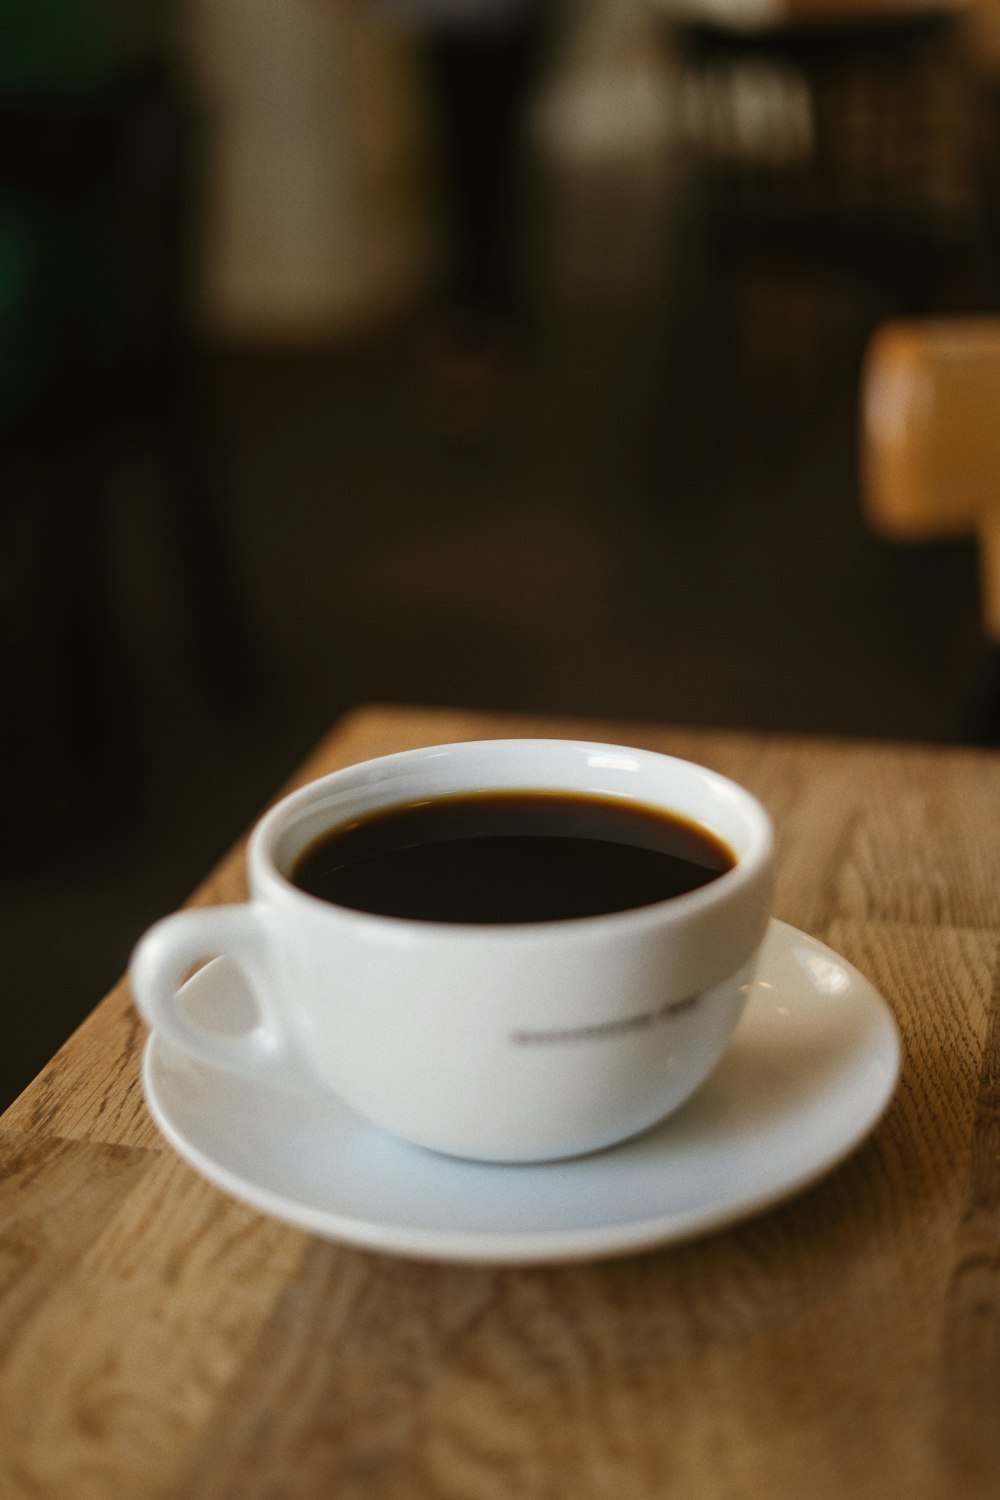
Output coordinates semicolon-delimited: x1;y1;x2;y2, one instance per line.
142;920;900;1265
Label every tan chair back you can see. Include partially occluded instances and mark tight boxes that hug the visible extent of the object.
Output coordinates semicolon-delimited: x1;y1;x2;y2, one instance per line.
861;318;1000;640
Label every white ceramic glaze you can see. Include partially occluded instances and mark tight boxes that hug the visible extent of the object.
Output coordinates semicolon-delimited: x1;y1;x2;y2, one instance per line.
130;739;774;1161
142;922;901;1264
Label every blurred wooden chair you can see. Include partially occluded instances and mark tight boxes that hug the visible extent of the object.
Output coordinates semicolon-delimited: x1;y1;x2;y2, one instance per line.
653;0;996;493
860;317;1000;738
659;2;988;287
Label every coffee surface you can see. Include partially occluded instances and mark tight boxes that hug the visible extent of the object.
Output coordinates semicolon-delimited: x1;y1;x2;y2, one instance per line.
290;791;735;924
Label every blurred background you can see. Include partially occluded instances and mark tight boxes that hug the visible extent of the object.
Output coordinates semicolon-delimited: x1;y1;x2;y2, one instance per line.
3;0;1000;1105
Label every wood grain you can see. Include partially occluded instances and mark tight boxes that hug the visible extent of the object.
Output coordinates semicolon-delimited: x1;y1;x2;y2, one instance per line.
2;704;999;1499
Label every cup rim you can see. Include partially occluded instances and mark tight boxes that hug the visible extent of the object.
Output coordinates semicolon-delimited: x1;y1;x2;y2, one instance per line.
248;739;774;937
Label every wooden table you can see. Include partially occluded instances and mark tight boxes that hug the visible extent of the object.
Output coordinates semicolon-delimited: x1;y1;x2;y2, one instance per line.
3;703;1000;1500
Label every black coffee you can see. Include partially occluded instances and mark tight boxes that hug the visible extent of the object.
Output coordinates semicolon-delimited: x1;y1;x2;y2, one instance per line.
290;790;735;924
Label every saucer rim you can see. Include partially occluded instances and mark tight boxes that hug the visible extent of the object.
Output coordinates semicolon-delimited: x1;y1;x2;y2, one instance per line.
141;919;902;1265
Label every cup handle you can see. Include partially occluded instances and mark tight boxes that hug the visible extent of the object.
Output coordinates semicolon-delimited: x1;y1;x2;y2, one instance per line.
130;904;291;1081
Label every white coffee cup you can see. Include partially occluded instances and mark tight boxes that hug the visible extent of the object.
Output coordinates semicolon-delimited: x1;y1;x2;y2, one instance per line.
130;739;774;1162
